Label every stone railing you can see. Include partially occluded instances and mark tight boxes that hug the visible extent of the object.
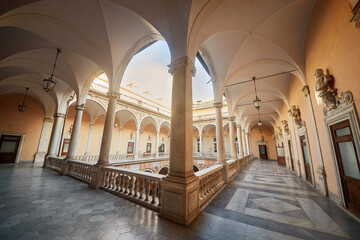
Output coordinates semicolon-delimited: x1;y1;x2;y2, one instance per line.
67;160;94;184
109;154;135;162
226;159;238;181
195;164;225;207
75;155;99;163
158;152;169;158
47;157;64;172
101;166;164;211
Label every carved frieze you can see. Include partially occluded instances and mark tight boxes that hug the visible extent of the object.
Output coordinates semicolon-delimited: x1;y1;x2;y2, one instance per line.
281;120;289;134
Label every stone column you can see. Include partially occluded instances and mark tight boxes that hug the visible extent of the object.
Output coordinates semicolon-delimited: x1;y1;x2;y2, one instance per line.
116;127;123;154
66;104;85;160
155;129;160;158
228;117;237;159
95;92;119;166
85;123;95;155
246;133;250;155
34;117;53;164
288;110;301;177
199;134;203;156
160;57;199;225
214;102;226;164
45;113;65;159
167;135;170;153
248;134;252;155
224;133;228;156
236;125;243;157
207;134;211;153
242;130;247;156
302;85;328;196
134;128;140;159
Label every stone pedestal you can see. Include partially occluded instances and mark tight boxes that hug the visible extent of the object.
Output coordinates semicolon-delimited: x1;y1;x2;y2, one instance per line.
90;166;104;189
316;166;328;197
34;117;53;164
44;113;65;167
160;175;200;225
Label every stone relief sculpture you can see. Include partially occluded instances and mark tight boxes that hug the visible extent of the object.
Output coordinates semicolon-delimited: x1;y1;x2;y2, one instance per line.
277;127;283;137
281;120;289;134
260;135;264;142
314;69;353;116
290;105;303;127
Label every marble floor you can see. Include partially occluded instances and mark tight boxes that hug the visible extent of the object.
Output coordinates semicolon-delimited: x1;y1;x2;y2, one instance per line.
0;160;359;240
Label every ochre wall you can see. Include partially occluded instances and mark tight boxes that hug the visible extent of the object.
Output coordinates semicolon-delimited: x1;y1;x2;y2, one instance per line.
0;93;45;162
250;125;276;160
303;0;360;197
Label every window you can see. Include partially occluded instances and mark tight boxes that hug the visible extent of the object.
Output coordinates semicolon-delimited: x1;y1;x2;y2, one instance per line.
213;138;217;153
127;142;134;154
197;138;200;152
159;143;165;152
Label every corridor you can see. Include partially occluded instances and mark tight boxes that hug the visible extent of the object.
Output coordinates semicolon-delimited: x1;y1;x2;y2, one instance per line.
0;160;359;240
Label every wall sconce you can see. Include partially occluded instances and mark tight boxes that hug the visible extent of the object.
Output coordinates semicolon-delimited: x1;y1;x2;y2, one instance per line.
114;123;118;127
18;87;29;112
148;134;151;140
130;132;133;139
68;124;73;134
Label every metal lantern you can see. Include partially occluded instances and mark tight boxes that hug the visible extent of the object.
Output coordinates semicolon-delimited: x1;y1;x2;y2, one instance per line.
18;87;29;112
43;49;61;92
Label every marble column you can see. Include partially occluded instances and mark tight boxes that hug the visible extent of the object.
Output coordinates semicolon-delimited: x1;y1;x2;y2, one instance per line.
85;123;95;155
135;128;140;159
199;134;203;156
167;135;170;153
246;133;250;155
228;117;237;160
301;85;327;196
242;130;247;156
214;102;226;164
288;110;301;177
248;134;252;155
155;130;160;158
236;125;243;157
95;92;119;166
116;127;123;154
160;57;199;225
46;113;65;159
66;104;85;159
34;117;53;164
224;134;228;156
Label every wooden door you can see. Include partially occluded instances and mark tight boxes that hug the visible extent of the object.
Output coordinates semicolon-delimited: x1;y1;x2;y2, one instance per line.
127;142;134;154
259;145;267;159
330;120;360;215
300;135;312;183
146;143;151;153
61;138;70;156
288;140;294;171
0;135;21;164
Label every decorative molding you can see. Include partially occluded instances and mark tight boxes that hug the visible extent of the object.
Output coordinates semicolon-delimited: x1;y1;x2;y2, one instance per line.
350;0;360;28
75;103;85;111
289;105;304;128
213;102;223;108
107;91;121;99
54;113;66;118
281;120;289;134
43;117;52;123
168;57;196;76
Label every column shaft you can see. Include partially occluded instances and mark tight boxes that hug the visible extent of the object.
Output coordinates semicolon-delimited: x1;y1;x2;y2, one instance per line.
116;128;123;154
85;124;95;155
66;104;85;159
34;117;53;163
228;118;236;159
155;130;160;157
96;93;118;166
46;113;65;158
236;125;243;157
214;102;226;164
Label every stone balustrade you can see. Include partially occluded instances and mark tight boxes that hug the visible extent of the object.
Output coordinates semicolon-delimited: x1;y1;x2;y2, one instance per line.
226;159;238;181
47;157;64;172
101;166;164;211
109;153;135;162
75;155;99;163
67;160;94;184
195;164;225;207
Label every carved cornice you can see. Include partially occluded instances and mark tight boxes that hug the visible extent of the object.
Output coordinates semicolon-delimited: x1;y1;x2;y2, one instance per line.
168;57;196;76
301;85;310;97
75;103;85;111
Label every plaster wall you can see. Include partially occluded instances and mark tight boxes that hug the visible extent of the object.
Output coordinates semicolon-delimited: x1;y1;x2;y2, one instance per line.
0;93;45;162
250;125;276;160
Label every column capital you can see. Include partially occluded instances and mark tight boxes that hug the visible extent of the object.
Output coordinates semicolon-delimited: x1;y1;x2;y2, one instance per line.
75;103;85;111
228;116;235;122
241;129;245;133
168;57;196;76
89;123;95;127
54;113;66;118
236;124;241;128
43;117;52;123
301;85;310;97
213;102;223;108
107;91;121;99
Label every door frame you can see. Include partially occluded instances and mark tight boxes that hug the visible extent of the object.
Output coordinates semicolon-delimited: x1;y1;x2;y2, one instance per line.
324;102;360;206
256;140;269;160
258;144;268;159
297;124;316;187
0;131;26;163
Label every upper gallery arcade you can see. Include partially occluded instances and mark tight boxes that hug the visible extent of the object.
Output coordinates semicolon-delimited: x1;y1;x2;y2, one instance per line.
0;0;360;227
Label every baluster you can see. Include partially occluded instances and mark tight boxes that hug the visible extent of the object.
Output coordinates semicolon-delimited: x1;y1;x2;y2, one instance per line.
138;178;144;200
158;183;162;207
151;181;157;204
128;176;134;196
121;174;126;192
145;179;150;202
102;171;108;187
115;173;121;191
133;177;139;198
124;175;129;194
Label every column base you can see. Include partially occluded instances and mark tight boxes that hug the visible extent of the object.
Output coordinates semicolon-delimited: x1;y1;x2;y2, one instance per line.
316;166;328;197
159;174;200;226
90;166;104;189
34;152;46;164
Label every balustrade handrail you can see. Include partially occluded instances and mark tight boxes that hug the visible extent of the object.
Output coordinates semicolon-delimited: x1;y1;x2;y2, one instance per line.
103;166;164;181
195;164;224;178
